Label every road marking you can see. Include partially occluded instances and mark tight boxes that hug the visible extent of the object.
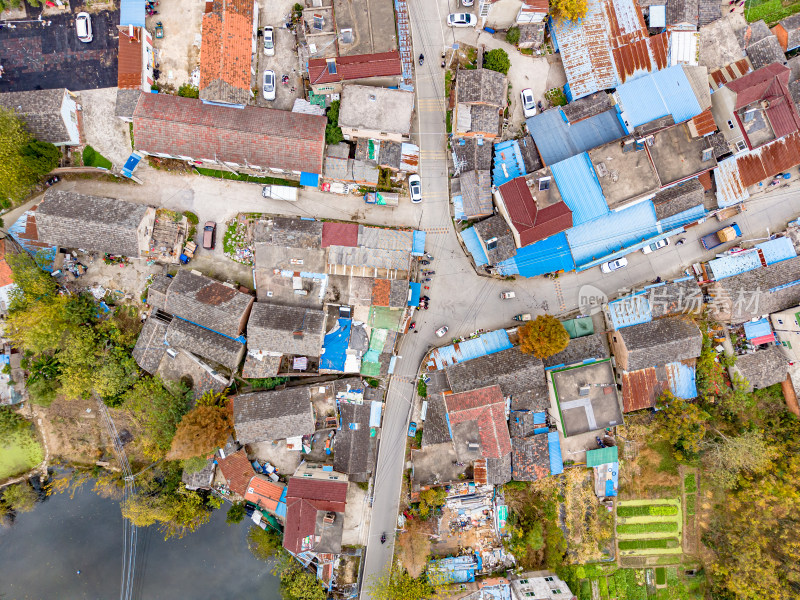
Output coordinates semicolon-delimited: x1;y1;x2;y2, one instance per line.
390;374;417;385
554;279;566;313
422;227;450;234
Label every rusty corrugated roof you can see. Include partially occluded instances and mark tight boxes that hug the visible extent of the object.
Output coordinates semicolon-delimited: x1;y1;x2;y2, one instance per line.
690;108;717;137
622;367;665;412
737;131;800;187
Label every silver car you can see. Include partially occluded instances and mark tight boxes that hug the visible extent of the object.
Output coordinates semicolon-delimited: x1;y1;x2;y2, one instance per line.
447;13;477;27
263;70;276;101
263;26;274;56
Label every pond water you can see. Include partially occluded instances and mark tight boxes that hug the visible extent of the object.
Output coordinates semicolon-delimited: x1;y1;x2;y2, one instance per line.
0;429;43;480
0;485;281;599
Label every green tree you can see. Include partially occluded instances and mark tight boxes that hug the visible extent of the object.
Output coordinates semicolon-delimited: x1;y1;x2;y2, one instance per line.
226;502;246;524
248;525;284;561
416;487;447;519
177;84;200;98
518;315;569;358
124;377;190;460
483;48;511;75
505;26;520;45
0;405;28;435
181;455;209;474
278;560;327;600
550;0;589;21
0;106;52;205
2;481;38;513
325;100;344;145
368;567;436;600
6;250;58;312
167;405;232;460
20;140;60;177
656;392;709;462
123;485;212;539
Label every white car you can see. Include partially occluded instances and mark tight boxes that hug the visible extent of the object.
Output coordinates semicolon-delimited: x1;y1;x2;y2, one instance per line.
436;326;449;338
520;88;536;118
263;26;275;56
600;257;628;273
76;12;92;43
447;13;477;27
262;70;276;101
500;291;516;299
462;0;474;5
409;174;422;203
642;239;670;254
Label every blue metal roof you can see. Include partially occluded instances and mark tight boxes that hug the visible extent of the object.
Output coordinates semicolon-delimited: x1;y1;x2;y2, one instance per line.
759;237;797;265
411;230;426;256
495;231;576;277
526;108;626;166
533;411;547;424
408;282;421;306
429;330;513;370
665;361;697;399
548;431;564;475
461;227;488;266
550;152;609;226
608;292;653;329
615;65;703;133
659;204;707;231
120;0;146;28
567;201;658;266
492;140;526;186
743;318;773;341
576;226;687;271
452;194;465;220
709;239;796;281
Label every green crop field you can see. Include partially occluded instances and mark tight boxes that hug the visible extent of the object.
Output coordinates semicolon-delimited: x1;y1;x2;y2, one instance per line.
0;429;43;479
684;473;696;494
745;0;800;25
617;504;679;518
617;522;679;535
618;538;680;551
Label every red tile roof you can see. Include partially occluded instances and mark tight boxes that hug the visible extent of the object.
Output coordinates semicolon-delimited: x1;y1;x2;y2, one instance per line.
283;477;348;554
133;93;327;174
498;177;572;247
521;0;549;12
307;51;403;85
0;240;13;288
244;475;284;512
199;0;253;104
321;221;359;248
117;27;142;89
728;63;800;145
371;279;390;307
445;385;511;459
217;449;254;496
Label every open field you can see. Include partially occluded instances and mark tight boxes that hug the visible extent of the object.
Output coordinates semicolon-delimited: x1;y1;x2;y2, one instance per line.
0;428;43;480
616;499;682;558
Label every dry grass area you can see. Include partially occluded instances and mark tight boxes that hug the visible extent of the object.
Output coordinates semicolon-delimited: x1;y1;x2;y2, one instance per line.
617;420;681;500
562;469;614;563
397;518;434;578
38;395;144;467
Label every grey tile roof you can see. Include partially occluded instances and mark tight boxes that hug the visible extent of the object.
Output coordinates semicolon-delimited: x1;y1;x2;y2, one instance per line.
698;0;721;27
452;137;493;171
458;170;494;219
0;89;72;144
518;23;545;47
473;216;518;265
667;0;698;26
517;135;543;173
735;345;789;389
737;20;772;48
652;179;705;221
543;333;609;368
247;303;326;357
709;131;731;159
146;275;171;311
616;317;703;371
780;14;800;51
509;410;538;438
745;35;788;70
457;69;507;107
379;140;402;169
461;104;502;136
164;270;254;337
388;279;408;308
233;387;315;444
36;189;149;257
648;279;704;319
334;402;374;480
425;371;450;395
421;393;452;447
132;314;169;374
709;256;800;323
445;347;549;411
485;453;512;485
511;435;550;481
700;16;746;71
115;89;142;119
181;457;216;490
166;317;246;370
790;80;800;111
561;92;613;124
788;55;800;83
242;353;281;378
252;217;323;248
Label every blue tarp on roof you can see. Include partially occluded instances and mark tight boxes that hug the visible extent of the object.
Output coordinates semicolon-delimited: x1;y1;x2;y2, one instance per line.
408;282;421;306
744;318;773;341
120;0;146;27
659;204;707;231
461;227;489;266
608;292;653;329
567;201;659;266
495;231;575;277
428;555;479;584
300;172;319;187
605;462;619;497
526;109;627;166
8;210;57;271
548;431;564;475
666;361;697;399
493;139;526;186
615;65;703;133
411;230;426;256
429;330;513;370
320;318;351;371
550;152;609;226
709;238;796;280
453;194;465;220
533;412;547;424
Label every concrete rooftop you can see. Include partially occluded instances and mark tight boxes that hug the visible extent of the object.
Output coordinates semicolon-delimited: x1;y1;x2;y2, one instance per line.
648;123;717;185
588;141;660;210
551;361;624;437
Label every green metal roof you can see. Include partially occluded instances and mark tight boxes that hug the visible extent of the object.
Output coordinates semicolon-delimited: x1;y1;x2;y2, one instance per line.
586;446;618;467
562;316;594;339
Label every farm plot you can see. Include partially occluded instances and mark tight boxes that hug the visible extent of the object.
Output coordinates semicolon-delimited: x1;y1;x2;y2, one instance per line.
616;499;682;557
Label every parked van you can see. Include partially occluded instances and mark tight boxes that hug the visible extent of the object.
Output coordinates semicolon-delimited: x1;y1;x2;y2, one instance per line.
202;221;216;249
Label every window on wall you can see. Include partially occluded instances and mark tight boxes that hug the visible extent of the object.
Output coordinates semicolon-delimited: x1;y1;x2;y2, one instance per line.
727;120;735;129
735;140;747;152
544;577;554;582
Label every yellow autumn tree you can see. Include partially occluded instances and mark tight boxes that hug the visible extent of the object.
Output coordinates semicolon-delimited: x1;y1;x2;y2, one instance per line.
550;0;589;22
518;315;569;359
